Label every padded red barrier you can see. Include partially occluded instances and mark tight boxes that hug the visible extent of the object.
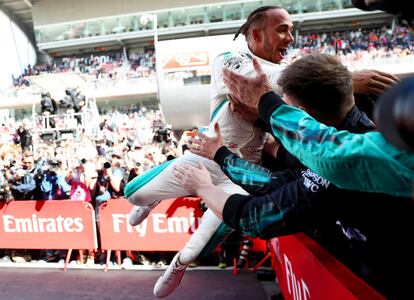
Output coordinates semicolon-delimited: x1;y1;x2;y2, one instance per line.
98;197;203;251
0;200;97;250
270;233;385;300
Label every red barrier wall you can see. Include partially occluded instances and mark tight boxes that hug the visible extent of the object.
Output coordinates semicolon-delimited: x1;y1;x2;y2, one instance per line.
270;233;385;300
98;197;203;251
0;200;97;250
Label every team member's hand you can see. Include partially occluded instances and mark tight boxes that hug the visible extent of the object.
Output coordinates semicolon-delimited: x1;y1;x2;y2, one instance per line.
174;162;213;195
229;95;259;123
352;69;399;95
223;58;272;109
189;123;223;160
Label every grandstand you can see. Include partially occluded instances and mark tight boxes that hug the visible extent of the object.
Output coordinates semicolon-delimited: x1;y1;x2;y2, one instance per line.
1;0;412;129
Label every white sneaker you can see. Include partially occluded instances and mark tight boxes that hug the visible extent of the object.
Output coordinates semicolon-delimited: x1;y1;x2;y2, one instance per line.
0;255;11;263
153;252;188;298
121;257;133;269
128;201;160;226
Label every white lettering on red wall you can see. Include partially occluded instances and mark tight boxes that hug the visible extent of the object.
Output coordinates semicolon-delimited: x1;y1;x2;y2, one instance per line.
2;213;84;233
111;212;201;237
284;254;311;300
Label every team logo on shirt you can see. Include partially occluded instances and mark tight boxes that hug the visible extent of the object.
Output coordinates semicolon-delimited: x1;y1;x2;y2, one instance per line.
223;53;252;70
301;169;330;192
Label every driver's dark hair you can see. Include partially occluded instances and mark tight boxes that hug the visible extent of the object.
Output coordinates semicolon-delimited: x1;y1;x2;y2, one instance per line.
234;6;282;41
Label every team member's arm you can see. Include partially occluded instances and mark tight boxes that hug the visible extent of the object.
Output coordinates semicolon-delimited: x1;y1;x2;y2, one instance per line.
174;163;321;239
213;146;298;195
352;69;399;95
223;59;414;197
190;123;296;194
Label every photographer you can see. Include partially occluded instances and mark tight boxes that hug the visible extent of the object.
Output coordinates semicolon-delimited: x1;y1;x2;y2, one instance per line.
40;159;71;200
40;92;57;115
7;166;36;201
108;153;126;199
90;154;125;207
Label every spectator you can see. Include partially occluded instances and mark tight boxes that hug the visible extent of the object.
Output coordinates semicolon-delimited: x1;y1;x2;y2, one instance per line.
16;122;32;153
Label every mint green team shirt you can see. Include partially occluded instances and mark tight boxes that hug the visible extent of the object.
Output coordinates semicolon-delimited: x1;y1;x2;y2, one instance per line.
268;104;414;198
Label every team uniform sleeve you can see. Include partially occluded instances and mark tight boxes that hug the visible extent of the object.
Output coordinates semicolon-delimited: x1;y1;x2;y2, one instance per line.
214;146;298;195
222;174;321;240
258;92;414;197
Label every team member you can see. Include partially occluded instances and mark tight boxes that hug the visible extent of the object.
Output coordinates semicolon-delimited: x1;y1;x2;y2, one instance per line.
124;6;293;298
175;54;414;299
222;57;414;197
217;0;414;197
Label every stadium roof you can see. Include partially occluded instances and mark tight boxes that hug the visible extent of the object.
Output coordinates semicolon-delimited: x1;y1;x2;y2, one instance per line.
0;0;35;44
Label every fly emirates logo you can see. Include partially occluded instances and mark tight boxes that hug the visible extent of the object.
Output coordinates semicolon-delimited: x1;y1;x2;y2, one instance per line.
112;212;202;237
2;214;84;233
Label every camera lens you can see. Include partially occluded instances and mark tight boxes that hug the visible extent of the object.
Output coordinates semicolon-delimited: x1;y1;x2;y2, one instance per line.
80;158;87;164
374;77;414;151
135;162;141;167
103;162;111;169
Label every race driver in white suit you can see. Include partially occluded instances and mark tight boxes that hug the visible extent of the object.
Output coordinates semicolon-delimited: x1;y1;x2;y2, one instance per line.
123;6;293;297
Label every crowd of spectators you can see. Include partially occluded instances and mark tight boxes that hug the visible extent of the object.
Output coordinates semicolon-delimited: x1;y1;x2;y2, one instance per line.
295;25;412;52
290;25;414;69
11;48;156;88
10;25;413;91
0;105;183;266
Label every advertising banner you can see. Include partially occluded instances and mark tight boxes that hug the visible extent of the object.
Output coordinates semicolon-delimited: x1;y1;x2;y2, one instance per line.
0;200;97;250
98;197;203;251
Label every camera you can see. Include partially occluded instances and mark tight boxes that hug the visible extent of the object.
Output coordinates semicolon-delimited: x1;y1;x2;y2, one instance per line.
22;174;31;185
40;92;56;114
153;127;171;143
0;183;13;202
352;0;414;26
374;77;414;151
48;160;60;173
59;95;74;109
98;174;109;186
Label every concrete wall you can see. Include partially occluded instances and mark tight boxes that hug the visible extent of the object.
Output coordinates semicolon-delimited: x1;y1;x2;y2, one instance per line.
32;0;235;27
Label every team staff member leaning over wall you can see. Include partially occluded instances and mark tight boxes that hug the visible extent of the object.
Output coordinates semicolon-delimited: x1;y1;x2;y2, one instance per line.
222;57;414;197
175;54;414;299
220;0;414;197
